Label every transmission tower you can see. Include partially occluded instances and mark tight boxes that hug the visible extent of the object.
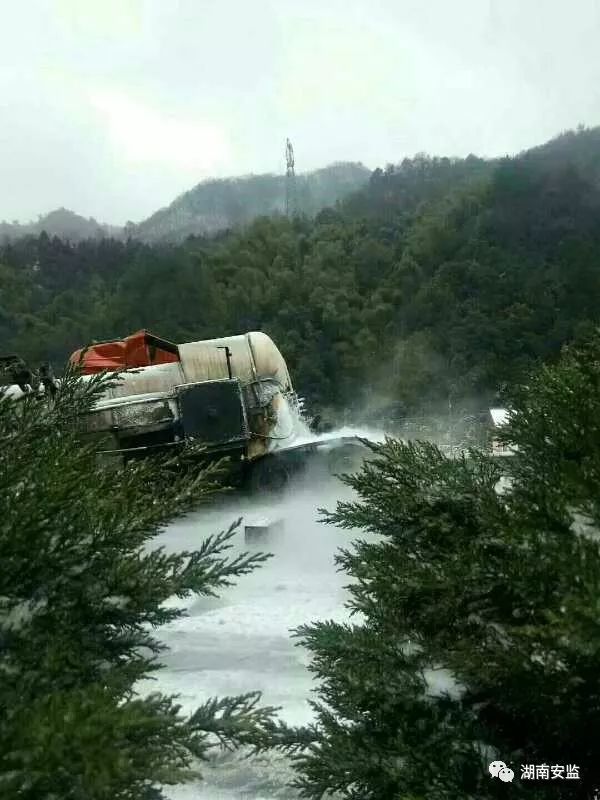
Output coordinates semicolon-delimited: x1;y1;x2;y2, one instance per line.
285;138;297;218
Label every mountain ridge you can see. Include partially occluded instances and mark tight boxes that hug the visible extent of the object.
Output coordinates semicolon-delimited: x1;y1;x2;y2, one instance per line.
128;161;371;242
0;208;121;243
1;162;371;244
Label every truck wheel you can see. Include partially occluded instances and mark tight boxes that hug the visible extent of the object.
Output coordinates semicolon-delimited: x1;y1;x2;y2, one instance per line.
250;458;291;493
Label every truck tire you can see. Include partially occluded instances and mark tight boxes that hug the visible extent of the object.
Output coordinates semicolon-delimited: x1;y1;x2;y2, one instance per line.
249;457;291;494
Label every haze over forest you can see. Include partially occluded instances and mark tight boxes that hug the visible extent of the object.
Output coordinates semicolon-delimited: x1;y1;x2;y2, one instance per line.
0;162;371;243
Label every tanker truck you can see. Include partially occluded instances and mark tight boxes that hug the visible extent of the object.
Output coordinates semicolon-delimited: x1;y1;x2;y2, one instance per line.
68;329;368;489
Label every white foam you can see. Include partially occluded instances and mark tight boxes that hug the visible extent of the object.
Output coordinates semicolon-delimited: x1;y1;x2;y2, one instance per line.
142;477;365;798
274;424;387;452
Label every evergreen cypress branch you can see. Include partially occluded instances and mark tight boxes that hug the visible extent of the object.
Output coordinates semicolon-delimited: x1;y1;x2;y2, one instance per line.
0;369;287;798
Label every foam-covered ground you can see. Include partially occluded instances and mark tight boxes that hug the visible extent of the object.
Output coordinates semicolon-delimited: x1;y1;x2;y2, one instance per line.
139;469;361;799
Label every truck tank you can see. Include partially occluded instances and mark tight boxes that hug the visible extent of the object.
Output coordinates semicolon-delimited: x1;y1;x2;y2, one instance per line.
74;330;302;468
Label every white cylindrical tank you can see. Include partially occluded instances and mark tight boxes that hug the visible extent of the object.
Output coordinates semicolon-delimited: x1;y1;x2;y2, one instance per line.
99;362;187;399
94;332;293;399
178;332;293;391
84;332;297;460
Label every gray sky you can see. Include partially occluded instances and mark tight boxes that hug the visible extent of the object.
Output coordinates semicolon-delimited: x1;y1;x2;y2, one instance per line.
2;0;600;225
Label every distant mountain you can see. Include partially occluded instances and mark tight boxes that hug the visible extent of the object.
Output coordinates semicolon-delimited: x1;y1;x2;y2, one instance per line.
0;208;121;242
1;163;371;244
130;162;371;242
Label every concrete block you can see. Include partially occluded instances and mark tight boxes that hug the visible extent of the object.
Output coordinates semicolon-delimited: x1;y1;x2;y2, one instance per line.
244;517;285;543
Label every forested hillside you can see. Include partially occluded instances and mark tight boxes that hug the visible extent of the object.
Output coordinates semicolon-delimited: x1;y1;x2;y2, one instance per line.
2;126;600;418
130;162;371;242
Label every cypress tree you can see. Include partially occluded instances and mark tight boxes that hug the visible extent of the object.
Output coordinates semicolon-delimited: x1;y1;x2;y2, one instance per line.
0;369;299;799
293;333;600;799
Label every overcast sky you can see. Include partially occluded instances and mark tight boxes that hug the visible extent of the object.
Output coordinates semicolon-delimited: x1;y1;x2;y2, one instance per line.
2;0;600;225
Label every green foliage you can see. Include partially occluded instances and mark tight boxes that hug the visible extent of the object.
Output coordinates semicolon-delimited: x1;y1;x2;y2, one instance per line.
0;370;300;799
292;333;600;798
